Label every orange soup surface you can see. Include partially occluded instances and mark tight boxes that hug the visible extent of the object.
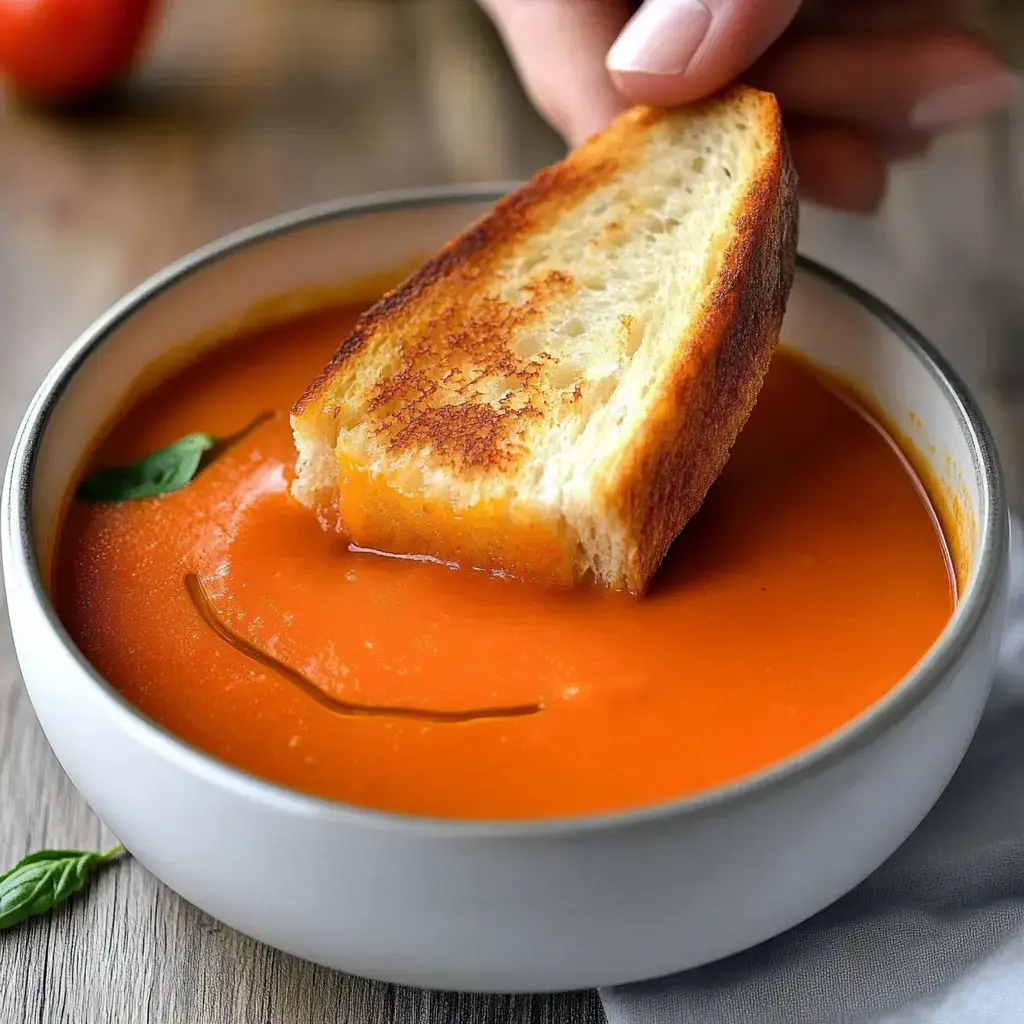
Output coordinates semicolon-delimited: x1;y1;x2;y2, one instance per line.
54;302;956;820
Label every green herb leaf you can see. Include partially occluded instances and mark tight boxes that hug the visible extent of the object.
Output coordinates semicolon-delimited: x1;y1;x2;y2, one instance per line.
76;412;276;503
77;433;217;502
0;845;124;930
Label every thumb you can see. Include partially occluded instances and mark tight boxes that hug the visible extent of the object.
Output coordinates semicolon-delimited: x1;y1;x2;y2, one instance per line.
606;0;803;105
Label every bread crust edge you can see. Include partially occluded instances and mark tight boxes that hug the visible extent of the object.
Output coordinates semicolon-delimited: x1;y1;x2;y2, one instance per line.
609;91;800;595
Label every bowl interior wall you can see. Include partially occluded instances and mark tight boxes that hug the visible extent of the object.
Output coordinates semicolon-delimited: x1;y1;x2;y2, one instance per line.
29;197;984;603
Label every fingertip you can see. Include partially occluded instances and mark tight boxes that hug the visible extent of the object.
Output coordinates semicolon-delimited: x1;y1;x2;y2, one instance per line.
605;0;802;108
607;67;708;108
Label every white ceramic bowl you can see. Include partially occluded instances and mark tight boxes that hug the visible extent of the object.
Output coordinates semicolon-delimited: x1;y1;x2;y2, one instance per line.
2;187;1010;993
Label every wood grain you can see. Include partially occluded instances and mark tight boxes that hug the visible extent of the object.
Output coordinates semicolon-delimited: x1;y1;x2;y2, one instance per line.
2;1;1024;1022
0;3;589;1022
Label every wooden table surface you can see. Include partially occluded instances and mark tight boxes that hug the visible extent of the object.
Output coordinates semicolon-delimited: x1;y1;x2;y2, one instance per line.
0;2;599;1022
2;2;1023;1022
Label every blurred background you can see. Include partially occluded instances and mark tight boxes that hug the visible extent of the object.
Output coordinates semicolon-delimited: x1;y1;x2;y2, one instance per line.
1;0;1023;507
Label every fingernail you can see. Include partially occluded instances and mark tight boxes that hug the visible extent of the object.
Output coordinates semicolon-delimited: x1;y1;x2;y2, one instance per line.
606;0;712;76
910;71;1021;130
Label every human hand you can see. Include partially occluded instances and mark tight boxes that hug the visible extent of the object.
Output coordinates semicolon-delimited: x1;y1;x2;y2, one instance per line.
480;0;1019;213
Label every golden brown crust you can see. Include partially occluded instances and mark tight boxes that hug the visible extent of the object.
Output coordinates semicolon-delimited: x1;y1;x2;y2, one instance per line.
292;95;775;479
611;91;799;594
292;131;644;473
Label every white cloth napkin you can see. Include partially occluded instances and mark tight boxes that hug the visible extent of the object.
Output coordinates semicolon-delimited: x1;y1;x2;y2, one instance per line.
602;518;1024;1024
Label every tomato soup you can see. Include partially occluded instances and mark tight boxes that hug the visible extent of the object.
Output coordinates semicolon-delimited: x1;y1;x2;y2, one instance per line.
53;302;955;820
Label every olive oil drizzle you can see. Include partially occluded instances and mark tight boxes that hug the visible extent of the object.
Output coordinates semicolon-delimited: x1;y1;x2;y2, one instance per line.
184;573;544;723
209;410;276;460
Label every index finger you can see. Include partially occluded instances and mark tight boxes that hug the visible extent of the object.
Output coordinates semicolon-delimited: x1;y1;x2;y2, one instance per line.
481;0;632;144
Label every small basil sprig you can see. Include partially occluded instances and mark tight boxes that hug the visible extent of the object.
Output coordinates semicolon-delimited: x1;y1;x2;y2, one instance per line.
77;433;216;502
77;411;275;503
0;845;124;930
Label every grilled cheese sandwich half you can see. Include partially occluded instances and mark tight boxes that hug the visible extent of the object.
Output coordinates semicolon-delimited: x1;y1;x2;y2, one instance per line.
291;85;798;594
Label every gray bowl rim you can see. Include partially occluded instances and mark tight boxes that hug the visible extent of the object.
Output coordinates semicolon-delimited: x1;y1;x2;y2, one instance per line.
3;183;1009;839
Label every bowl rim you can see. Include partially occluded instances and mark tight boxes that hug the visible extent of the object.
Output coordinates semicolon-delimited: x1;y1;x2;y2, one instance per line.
3;184;1009;839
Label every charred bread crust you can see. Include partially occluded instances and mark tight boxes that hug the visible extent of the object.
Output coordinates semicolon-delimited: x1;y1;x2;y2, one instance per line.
291;127;637;433
608;94;799;594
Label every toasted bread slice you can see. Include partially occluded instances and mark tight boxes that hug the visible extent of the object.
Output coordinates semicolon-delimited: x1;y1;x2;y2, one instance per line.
292;85;798;594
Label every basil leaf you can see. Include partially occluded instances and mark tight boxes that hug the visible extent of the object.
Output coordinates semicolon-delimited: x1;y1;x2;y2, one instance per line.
0;845;124;930
77;433;216;502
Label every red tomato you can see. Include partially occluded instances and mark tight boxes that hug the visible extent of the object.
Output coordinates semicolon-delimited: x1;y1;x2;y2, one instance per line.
0;0;160;102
